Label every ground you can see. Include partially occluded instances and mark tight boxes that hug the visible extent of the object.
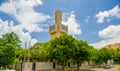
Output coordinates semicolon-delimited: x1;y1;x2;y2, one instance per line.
36;65;118;71
52;65;118;71
92;66;117;71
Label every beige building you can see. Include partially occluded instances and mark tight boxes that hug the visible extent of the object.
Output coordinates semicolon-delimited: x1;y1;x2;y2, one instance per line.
49;10;68;39
104;43;120;49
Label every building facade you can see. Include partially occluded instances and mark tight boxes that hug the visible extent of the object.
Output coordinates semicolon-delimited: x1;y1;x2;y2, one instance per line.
105;43;120;49
49;10;68;39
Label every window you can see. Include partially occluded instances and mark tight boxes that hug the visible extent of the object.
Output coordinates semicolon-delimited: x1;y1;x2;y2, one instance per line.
49;25;55;32
61;24;68;32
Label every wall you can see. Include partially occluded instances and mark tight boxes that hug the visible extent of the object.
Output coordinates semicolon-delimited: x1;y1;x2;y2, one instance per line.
36;62;53;70
18;61;113;71
22;62;32;71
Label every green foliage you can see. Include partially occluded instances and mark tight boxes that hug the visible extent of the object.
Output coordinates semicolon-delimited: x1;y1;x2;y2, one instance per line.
114;48;120;64
2;32;21;48
101;48;112;64
0;44;15;67
29;42;49;62
15;47;24;62
95;48;113;65
49;34;75;67
88;47;98;61
48;34;93;71
72;39;91;71
0;38;4;56
0;32;21;67
95;49;104;65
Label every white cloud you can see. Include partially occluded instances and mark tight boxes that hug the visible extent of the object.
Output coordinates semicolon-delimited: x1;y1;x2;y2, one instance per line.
17;0;43;7
96;5;120;23
99;25;120;38
0;19;37;48
91;37;120;48
62;11;82;35
0;0;50;32
31;39;38;46
91;25;120;48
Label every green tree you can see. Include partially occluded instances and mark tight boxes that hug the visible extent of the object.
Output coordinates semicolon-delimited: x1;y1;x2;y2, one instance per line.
15;47;24;62
29;42;49;62
2;32;21;48
0;38;4;56
101;48;112;65
114;48;120;64
49;34;75;71
95;48;112;66
0;44;15;69
0;32;21;69
86;46;96;66
72;40;90;71
95;49;104;65
0;36;16;68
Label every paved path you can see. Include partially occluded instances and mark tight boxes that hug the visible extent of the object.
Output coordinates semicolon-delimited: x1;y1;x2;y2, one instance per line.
92;66;117;71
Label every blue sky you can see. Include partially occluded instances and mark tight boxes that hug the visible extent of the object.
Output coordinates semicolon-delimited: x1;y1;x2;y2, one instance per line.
0;0;120;48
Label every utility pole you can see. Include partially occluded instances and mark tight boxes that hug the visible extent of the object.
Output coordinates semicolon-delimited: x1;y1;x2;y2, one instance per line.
28;40;30;62
28;35;36;62
22;42;27;71
24;42;27;62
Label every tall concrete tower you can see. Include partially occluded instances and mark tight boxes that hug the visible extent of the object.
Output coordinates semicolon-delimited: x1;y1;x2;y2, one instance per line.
55;10;62;30
49;10;68;39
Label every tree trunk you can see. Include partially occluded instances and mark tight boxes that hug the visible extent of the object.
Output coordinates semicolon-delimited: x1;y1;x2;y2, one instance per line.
88;61;90;66
105;61;107;66
61;66;64;71
77;65;80;71
5;66;7;70
105;62;107;66
2;66;6;70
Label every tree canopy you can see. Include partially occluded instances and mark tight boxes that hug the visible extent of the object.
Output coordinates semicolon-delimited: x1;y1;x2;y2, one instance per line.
1;32;119;70
49;34;76;71
95;48;113;65
48;34;92;71
0;32;21;68
29;42;49;62
72;39;91;71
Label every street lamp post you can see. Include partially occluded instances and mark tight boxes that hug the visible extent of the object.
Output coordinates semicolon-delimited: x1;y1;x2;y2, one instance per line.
23;42;27;71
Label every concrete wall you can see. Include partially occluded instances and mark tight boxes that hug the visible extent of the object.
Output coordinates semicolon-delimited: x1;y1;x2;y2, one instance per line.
70;62;77;68
89;61;96;66
16;62;22;71
22;62;32;71
36;62;53;70
81;61;96;66
18;61;113;71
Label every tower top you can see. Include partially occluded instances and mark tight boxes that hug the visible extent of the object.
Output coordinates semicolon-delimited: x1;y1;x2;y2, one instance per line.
55;10;62;24
55;10;62;14
49;10;68;39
